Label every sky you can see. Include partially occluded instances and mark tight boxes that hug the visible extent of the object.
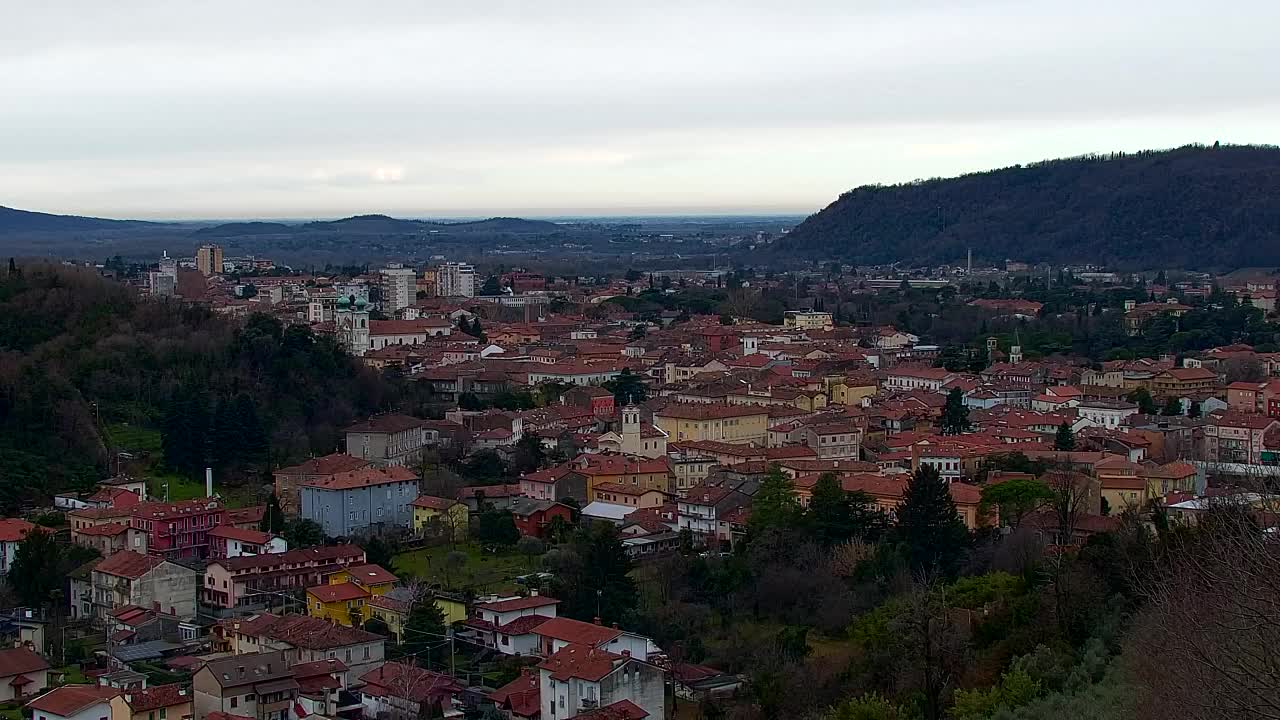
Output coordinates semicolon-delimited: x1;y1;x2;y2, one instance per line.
2;0;1278;220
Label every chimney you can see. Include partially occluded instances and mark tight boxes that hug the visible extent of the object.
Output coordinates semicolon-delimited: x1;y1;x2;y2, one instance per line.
593;617;602;625
206;467;213;498
125;694;132;704
621;650;631;657
530;589;538;597
612;622;619;629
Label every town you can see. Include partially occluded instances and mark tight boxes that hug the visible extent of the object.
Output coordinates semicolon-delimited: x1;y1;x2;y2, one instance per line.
0;245;1277;720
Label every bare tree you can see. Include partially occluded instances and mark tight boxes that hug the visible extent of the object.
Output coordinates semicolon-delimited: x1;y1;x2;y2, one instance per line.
1044;470;1095;545
889;578;971;720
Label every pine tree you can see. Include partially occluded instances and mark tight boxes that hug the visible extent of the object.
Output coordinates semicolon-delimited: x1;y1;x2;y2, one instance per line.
1161;396;1183;416
234;393;267;465
940;388;970;435
895;464;969;577
403;597;448;655
261;493;286;534
1054;421;1076;451
748;465;802;536
806;473;855;547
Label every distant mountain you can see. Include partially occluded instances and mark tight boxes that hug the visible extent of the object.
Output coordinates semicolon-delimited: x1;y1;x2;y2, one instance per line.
442;217;561;233
773;145;1280;269
293;214;560;234
192;221;295;237
0;206;152;233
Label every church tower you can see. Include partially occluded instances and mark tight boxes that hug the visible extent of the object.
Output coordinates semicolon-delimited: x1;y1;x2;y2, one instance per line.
336;295;371;356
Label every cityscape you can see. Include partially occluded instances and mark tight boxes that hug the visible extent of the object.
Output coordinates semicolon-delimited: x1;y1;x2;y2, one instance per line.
2;4;1279;720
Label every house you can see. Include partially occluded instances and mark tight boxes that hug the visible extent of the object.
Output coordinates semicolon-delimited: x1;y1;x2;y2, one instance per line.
1142;461;1200;497
307;564;396;627
202;545;366;611
26;685;120;720
359;662;464;720
411;496;469;541
0;519;36;574
589;484;667;509
519;466;588;504
299;466;419;538
108;684;193;720
883;367;953;392
652;403;769;446
344;415;430;467
1150;367;1219;398
207;527;286;560
460;594;561;655
214;613;385;678
791;422;862;460
537;644;664;720
677;486;750;539
192;651;297;720
70;523;148;557
363;588;416;643
107;499;223;561
90;551;200;621
783;311;833;331
1075;400;1139;430
563;386;617;418
572;455;673;497
489;669;540;720
1204;412;1280;465
273;454;371;516
458;484;524;513
291;659;350;718
0;647;50;702
510;498;575;539
670;663;744;701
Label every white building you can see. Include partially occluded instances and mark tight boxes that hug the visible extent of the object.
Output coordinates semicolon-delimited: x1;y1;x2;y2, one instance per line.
335;297;372;356
379;264;417;312
437;262;476;298
26;685;118;720
538;645;665;720
1074;400;1140;430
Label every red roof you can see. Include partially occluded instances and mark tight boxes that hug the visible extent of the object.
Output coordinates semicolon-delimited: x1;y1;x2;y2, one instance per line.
276;454;370;477
218;544;365;572
345;414;427;434
26;685;120;716
534;617;621;647
208;526;275;544
95;550;164;579
0;519;36;543
476;595;561;613
307;583;369;603
411;495;459;511
302;466;418;490
359;662;463;704
0;647;50;678
74;522;131;537
654;403;768;420
120;684;191;712
538;643;624;682
571;699;650;720
342;564;397;585
490;671;540;718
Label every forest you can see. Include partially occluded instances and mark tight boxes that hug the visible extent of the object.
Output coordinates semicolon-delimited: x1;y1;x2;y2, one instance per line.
0;263;395;510
774;144;1280;269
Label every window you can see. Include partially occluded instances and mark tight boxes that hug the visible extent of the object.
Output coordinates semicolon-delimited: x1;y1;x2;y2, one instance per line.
246;694;255;702
230;698;238;709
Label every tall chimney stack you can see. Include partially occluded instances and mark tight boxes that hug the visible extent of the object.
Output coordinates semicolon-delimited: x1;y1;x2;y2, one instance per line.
206;467;213;498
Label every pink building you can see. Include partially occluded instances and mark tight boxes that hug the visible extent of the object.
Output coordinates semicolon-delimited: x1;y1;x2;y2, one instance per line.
129;499;225;560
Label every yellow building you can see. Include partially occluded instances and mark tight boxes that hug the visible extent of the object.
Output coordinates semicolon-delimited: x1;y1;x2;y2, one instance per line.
308;563;397;627
783;311;833;331
574;454;673;495
412;495;469;541
652;403;769;445
366;592;468;643
109;684;193;720
829;376;878;406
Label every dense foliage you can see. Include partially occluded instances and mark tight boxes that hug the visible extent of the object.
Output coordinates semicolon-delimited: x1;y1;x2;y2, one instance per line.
777;145;1280;268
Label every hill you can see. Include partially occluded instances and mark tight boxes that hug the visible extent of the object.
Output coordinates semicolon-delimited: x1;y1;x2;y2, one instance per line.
442;217;561;233
773;145;1280;269
192;221;295;237
0;206;152;233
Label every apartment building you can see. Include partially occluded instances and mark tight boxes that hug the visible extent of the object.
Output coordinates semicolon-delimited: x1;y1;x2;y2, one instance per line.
437;262;476;298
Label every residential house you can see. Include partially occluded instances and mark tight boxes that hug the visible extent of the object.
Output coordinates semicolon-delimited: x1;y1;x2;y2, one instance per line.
90;551;200;621
411;496;469;541
677;486;750;539
1142;461;1200;497
572;455;673;497
214;613;386;678
307;564;396;627
589;484;667;509
510;498;575;539
537;644;664;720
652;403;769;446
108;684;193;720
273;454;371;516
563;387;617;418
363;588;414;643
883;367;953;392
1204;412;1280;465
1075;400;1139;430
0;647;49;702
0;519;36;575
345;415;430;467
519;466;588;504
1150;367;1219;398
594;406;669;459
460;595;561;655
358;662;464;720
291;659;350;718
71;523;147;557
791;422;862;459
300;466;419;538
207;527;286;560
489;670;540;720
192;651;297;720
26;685;120;720
202;545;366;611
128;499;226;560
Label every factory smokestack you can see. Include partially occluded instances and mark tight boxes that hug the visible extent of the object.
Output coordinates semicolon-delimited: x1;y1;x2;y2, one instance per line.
206;467;213;498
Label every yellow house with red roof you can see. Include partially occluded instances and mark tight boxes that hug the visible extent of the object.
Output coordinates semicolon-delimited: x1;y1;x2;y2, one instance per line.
307;563;397;626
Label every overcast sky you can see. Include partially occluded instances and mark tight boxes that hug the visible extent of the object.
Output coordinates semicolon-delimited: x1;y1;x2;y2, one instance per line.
2;0;1277;219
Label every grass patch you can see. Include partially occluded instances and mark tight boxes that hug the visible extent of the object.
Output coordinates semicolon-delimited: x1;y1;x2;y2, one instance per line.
53;664;88;684
147;474;207;502
0;704;22;720
392;542;538;594
103;423;163;454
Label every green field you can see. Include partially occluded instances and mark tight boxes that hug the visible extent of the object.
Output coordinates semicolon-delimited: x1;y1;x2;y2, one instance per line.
103;423;259;507
392;543;540;594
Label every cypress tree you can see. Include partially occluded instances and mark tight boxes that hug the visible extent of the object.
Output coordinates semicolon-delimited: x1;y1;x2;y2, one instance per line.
895;464;969;577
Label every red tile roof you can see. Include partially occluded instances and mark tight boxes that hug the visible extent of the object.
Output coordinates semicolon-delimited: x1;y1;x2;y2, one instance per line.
571;699;650;720
218;544;364;572
342;564;398;585
538;643;624;682
302;466;418;490
307;583;369;603
411;495;460;511
345;414;427;434
95;550;164;579
654;403;769;420
534;617;621;647
490;670;540;718
26;685;120;716
0;647;50;678
120;684;191;712
208;526;275;544
476;595;561;613
359;662;463;704
73;522;131;537
276;454;371;476
230;613;382;650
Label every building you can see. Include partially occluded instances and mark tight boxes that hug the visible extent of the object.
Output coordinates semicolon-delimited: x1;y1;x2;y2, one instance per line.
202;545;366;611
273;454;371;516
589;484;667;509
460;594;561;655
335;295;372;356
1150;367;1219;398
0;647;49;702
791;422;862;460
594;405;668;458
537;644;664;720
128;499;226;560
90;551;200;620
437;262;477;298
108;684;193;720
368;318;452;350
510;498;575;539
26;685;120;720
207;527;286;560
299;466;419;538
379;264;417;312
306;564;396;627
883;367;954;392
652;403;770;445
71;523;147;557
783;311;833;331
214;613;385;678
359;662;464;720
1204;412;1280;465
196;244;224;276
1075;400;1139;430
678;486;750;538
411;496;469;541
192;651;297;720
345;415;430;467
0;519;36;575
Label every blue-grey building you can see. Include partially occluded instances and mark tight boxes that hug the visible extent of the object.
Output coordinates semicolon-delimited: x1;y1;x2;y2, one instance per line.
300;466;419;537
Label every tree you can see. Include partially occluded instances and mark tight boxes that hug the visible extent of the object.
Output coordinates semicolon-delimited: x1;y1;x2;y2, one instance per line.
940;388;970;435
476;509;520;550
806;473;885;546
980;478;1054;529
894;465;969;576
470;317;485;340
1044;470;1093;546
548;522;637;625
511;435;547;474
260;493;286;534
1127;387;1158;415
403;596;448;658
481;276;501;295
748;465;802;537
516;535;545;565
1053;422;1076;451
283;518;325;547
1160;396;1183;416
7;529;65;607
458;450;506;482
604;368;648;406
1187;400;1202;418
442;550;468;588
362;535;395;569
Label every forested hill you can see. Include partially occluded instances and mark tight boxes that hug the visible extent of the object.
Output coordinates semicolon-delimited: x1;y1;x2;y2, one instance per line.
0;205;153;233
773;144;1280;269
